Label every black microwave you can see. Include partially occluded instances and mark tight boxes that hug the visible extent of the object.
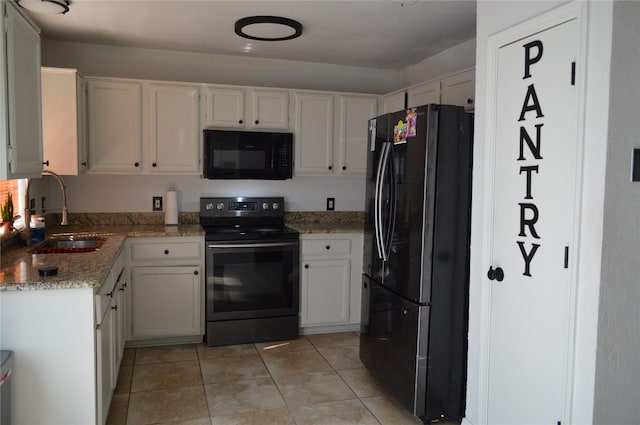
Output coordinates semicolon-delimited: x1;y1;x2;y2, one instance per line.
203;130;293;180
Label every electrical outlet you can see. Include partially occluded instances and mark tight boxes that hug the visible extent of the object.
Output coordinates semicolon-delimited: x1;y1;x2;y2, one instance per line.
152;196;163;211
326;197;335;211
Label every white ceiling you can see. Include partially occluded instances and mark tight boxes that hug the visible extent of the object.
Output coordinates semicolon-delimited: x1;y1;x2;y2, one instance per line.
21;0;476;70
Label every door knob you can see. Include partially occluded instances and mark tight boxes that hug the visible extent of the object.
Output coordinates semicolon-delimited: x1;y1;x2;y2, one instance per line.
487;266;504;282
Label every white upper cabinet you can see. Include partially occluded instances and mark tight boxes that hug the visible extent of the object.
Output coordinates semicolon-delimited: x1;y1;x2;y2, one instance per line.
87;78;201;174
441;68;475;111
203;85;289;130
249;89;289;129
147;82;200;174
87;78;143;173
203;86;245;128
294;91;377;177
382;90;405;113
407;80;441;109
336;95;378;176
294;91;334;175
1;2;43;179
41;68;88;175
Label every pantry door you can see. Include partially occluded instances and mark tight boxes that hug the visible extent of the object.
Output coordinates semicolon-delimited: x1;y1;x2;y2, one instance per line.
483;8;584;424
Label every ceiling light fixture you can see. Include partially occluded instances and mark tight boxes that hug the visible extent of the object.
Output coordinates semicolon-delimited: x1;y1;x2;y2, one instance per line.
235;16;303;41
18;0;69;15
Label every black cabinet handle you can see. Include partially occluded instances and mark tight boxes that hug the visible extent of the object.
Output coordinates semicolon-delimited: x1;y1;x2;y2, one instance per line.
194;270;199;275
106;291;113;297
112;305;118;311
467;98;474;104
152;163;157;167
325;245;330;250
255;120;259;125
487;266;504;282
238;119;243;124
134;162;140;167
342;166;346;170
304;264;309;269
43;160;50;166
164;249;169;255
81;161;87;166
328;165;332;170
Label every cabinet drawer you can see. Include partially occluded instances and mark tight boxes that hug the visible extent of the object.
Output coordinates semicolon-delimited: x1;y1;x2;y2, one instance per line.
302;239;351;256
131;241;201;262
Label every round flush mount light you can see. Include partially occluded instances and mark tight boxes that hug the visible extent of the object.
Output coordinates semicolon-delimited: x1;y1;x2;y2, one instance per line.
18;0;69;14
235;16;303;41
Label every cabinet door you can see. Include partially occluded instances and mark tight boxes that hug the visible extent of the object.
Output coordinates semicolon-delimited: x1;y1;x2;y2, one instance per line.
250;89;289;129
336;95;378;176
407;80;441;108
382;90;405;114
294;92;334;175
301;259;350;326
204;86;245;128
441;68;475;111
96;306;116;425
2;3;42;179
148;83;200;173
131;266;201;338
88;79;143;172
42;68;86;175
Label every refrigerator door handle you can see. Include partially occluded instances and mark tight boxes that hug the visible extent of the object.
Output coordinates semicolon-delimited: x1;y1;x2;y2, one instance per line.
378;142;393;261
385;145;397;260
374;142;388;260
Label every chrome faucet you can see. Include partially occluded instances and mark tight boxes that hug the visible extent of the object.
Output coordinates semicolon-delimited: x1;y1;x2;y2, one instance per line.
23;170;69;245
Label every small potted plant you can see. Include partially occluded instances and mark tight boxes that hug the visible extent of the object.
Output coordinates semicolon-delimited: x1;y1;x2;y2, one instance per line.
1;192;14;233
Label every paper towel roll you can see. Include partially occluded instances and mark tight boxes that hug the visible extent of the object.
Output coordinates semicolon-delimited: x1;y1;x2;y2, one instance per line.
164;189;179;225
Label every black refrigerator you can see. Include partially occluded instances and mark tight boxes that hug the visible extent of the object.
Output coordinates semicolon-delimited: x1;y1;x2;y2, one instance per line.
359;104;473;423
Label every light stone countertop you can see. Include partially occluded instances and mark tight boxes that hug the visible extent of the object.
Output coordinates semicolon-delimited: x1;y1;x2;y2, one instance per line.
0;224;203;292
285;211;365;234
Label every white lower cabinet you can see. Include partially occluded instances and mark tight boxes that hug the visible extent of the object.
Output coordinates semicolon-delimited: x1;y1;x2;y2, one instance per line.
299;233;363;330
128;236;204;341
131;266;201;338
95;249;125;425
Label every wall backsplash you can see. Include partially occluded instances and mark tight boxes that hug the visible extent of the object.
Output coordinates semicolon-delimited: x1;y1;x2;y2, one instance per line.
40;174;367;214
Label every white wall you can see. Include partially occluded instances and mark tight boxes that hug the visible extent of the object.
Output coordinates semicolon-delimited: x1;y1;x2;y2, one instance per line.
50;174;365;213
593;1;640;423
42;40;401;94
466;1;613;424
401;38;476;87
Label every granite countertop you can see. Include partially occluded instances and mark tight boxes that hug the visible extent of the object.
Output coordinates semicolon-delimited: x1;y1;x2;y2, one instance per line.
285;211;365;234
0;224;203;292
0;210;363;291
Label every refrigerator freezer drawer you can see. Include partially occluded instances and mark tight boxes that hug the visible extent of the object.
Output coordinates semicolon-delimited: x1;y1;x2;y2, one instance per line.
360;279;429;417
359;279;466;422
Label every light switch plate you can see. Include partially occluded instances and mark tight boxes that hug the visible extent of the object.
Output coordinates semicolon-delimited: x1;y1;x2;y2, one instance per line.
632;148;640;182
326;197;335;211
152;196;163;211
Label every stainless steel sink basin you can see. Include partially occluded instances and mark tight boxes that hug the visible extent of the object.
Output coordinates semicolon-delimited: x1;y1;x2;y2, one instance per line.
35;238;106;254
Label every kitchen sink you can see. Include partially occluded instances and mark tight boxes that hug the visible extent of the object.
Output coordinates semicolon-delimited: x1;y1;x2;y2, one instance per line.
34;237;106;254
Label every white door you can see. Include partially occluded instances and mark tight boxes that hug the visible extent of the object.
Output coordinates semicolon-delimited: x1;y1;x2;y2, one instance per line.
485;17;581;424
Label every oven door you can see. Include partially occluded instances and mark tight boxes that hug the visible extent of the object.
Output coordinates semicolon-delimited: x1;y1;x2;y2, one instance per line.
206;239;299;321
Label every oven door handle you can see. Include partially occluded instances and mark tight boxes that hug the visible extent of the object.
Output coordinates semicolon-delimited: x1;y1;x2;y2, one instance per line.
207;241;299;249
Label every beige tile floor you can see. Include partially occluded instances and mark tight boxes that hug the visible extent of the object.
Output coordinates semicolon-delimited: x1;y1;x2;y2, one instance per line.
107;332;458;425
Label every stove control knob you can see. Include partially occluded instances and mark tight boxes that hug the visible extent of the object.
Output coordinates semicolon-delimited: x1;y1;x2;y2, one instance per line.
262;202;269;210
272;202;280;210
216;202;225;211
205;203;214;211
